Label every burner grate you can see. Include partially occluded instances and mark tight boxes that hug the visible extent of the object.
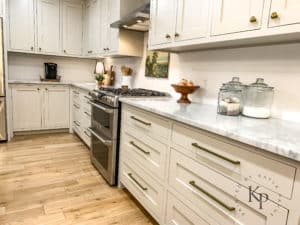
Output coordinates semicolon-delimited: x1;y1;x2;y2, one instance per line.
98;87;167;97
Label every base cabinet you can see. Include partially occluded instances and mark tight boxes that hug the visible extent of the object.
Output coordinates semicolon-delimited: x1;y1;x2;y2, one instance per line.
11;84;69;131
119;104;300;225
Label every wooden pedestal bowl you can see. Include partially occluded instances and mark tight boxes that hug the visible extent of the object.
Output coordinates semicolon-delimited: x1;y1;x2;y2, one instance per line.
171;84;200;104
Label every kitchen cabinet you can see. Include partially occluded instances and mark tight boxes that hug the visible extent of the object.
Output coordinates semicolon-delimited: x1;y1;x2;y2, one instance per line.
149;0;176;46
12;86;42;131
119;104;300;225
62;0;83;55
268;0;300;27
211;0;264;35
37;0;60;54
44;86;69;129
71;88;91;148
8;0;35;52
11;84;70;131
175;0;210;42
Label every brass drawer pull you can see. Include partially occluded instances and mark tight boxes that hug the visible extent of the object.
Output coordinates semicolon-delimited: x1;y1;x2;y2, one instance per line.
73;104;80;109
73;121;80;126
84;111;91;117
84;131;91;138
130;116;151;126
192;143;240;165
128;173;148;191
249;16;257;23
189;181;236;211
271;12;279;19
130;141;150;155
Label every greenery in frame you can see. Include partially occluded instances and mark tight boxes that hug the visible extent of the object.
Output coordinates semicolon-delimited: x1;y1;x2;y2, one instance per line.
145;51;170;78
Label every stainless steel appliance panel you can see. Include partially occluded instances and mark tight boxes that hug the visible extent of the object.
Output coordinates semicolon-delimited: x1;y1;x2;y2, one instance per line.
0;97;7;140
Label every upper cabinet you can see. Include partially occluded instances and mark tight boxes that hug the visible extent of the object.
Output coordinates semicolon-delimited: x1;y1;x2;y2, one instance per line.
62;0;83;55
211;0;264;35
149;0;210;46
8;0;35;52
149;0;300;51
268;0;300;27
149;0;176;46
83;0;144;57
37;0;60;54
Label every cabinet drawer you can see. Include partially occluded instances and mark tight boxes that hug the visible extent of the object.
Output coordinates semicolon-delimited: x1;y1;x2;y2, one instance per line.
121;126;167;181
72;89;80;104
80;93;91;113
172;123;296;199
81;127;91;148
166;193;214;225
122;105;170;143
169;150;288;225
120;159;163;222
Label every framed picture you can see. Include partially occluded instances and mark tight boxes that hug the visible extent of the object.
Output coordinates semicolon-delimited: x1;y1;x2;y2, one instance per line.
145;51;170;78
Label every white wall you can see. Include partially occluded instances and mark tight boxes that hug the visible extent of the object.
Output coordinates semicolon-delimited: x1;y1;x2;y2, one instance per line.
8;53;96;82
105;34;300;121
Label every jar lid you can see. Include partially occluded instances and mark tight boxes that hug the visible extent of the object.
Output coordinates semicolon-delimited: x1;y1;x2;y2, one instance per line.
248;78;274;91
221;77;245;91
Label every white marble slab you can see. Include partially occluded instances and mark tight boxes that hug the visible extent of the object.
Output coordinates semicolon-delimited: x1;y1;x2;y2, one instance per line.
120;98;300;162
8;80;96;92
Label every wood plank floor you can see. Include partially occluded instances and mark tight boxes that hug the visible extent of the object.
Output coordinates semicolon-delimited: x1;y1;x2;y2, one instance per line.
0;133;158;225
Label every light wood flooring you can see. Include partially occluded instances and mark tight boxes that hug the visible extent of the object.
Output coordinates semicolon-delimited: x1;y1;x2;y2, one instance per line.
0;133;158;225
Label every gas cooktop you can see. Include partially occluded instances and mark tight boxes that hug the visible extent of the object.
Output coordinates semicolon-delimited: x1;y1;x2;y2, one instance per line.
90;87;169;108
97;87;168;97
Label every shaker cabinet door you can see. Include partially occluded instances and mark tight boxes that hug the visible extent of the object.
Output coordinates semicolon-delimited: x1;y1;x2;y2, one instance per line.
12;87;43;131
44;86;70;129
62;0;83;56
175;0;210;42
149;0;176;46
8;0;35;52
211;0;264;35
37;0;60;54
269;0;300;27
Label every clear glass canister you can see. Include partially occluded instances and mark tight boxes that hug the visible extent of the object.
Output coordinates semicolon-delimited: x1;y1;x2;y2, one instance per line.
218;77;245;116
242;78;274;119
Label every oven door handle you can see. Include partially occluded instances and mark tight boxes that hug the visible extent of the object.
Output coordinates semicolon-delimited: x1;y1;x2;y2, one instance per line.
89;101;114;114
88;128;112;146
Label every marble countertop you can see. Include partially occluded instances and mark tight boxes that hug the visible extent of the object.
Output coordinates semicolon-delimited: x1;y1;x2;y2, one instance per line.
120;98;300;162
8;80;96;92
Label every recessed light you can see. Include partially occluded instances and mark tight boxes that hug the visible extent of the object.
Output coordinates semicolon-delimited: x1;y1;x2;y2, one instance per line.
136;20;143;23
123;25;128;28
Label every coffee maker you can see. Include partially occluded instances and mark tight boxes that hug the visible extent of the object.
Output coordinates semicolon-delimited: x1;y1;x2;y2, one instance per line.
44;63;57;79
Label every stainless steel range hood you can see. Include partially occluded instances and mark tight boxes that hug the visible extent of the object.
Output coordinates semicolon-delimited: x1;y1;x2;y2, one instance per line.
110;2;150;32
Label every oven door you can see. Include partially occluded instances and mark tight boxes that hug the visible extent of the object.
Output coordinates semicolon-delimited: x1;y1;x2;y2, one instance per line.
89;127;117;185
90;101;118;139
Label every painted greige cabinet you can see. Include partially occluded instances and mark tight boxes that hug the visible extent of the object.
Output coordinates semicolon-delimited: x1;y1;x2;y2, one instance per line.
37;0;60;54
8;0;35;52
11;84;70;131
44;86;70;129
149;0;176;46
62;0;83;55
12;86;42;131
268;0;300;27
211;0;264;35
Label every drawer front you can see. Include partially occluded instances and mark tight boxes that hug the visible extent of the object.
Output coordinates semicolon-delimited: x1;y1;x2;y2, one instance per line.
80;92;91;113
122;105;170;143
81;127;91;147
172;123;296;199
169;150;288;225
72;89;80;104
166;193;214;225
120;159;163;222
121;126;167;181
81;109;91;127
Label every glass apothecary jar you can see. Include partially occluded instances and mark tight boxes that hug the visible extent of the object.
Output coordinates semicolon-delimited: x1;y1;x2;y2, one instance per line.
217;77;245;116
242;78;274;119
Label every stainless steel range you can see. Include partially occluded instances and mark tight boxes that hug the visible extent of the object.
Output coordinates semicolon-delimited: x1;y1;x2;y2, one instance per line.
88;87;167;185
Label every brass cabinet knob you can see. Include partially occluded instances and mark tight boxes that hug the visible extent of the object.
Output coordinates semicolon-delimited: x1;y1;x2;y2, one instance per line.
63;50;67;53
30;46;34;51
165;34;171;39
174;32;180;37
39;47;42;51
249;16;257;23
271;12;279;19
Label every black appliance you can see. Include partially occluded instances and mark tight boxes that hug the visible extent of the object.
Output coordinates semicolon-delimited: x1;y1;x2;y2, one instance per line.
88;88;168;185
44;63;57;79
